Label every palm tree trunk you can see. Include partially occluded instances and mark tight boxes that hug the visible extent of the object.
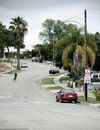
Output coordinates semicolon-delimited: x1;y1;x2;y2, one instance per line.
17;41;20;70
73;52;76;81
75;44;79;80
7;47;10;62
73;43;79;81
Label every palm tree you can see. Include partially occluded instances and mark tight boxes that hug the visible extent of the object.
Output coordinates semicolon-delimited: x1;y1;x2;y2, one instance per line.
9;16;28;70
57;24;96;80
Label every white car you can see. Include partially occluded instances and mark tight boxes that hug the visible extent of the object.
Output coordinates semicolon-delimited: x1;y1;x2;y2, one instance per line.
21;62;28;68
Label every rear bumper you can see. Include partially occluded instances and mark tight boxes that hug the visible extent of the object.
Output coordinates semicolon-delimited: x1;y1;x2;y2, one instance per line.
62;97;78;101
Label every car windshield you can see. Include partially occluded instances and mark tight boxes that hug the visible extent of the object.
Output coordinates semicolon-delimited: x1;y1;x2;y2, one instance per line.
22;63;27;65
63;89;75;93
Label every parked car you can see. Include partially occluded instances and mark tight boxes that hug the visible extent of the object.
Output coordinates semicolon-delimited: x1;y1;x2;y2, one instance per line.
56;89;78;103
21;62;28;68
32;57;38;62
91;73;100;79
49;68;60;74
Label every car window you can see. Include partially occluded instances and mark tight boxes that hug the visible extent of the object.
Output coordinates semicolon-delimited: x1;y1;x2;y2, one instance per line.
64;89;75;93
93;74;98;78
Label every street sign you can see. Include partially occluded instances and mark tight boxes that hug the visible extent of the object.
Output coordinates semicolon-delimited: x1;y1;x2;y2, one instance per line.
84;69;91;83
85;69;90;75
84;76;91;83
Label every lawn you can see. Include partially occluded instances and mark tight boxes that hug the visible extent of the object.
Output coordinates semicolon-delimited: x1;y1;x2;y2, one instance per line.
78;96;99;104
59;77;70;83
41;78;55;84
47;86;63;90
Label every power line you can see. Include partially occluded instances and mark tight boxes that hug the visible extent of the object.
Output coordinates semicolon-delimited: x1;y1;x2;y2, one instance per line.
68;12;83;20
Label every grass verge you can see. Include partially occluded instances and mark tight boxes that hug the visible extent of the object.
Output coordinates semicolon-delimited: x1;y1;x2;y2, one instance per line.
59;77;70;83
78;96;99;104
4;69;21;74
41;78;55;84
47;86;63;90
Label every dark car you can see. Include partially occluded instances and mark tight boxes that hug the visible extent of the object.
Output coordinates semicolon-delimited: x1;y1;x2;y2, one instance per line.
49;68;60;74
56;89;78;103
32;57;38;62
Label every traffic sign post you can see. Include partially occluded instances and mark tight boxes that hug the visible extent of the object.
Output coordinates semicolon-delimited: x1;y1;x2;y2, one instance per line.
84;69;91;101
84;69;91;84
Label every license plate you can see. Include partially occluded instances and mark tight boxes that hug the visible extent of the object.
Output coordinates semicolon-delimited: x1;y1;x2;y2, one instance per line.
69;95;73;97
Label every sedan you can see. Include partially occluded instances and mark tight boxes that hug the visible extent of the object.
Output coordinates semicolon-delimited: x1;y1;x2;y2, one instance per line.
56;89;78;103
49;68;60;74
21;62;28;68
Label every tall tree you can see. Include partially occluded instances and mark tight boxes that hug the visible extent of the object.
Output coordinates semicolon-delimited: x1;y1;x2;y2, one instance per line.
0;22;6;56
93;32;100;71
56;24;96;80
3;29;15;61
39;19;55;43
9;16;28;70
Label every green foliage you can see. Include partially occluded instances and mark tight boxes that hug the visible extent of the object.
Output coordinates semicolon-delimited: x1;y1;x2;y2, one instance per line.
67;73;73;78
47;86;63;90
75;80;79;87
91;77;100;82
93;32;100;71
93;88;100;102
41;78;55;84
9;16;28;70
70;84;73;88
78;96;97;103
67;82;70;87
59;77;69;83
54;47;64;68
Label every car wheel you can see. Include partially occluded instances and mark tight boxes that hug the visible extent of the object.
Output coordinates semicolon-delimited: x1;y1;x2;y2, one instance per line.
56;97;59;102
74;100;77;103
60;98;63;103
69;101;72;103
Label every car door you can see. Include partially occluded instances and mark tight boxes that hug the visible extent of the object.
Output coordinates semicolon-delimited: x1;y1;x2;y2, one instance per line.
58;90;63;100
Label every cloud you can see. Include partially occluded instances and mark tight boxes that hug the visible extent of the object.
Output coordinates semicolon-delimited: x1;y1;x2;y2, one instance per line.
0;0;100;51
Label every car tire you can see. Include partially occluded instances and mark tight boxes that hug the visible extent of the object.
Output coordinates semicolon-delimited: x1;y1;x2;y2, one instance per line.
56;97;59;102
60;98;63;103
74;100;77;103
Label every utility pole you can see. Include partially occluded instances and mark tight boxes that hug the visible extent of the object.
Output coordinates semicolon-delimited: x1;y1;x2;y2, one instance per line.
53;39;54;66
84;9;88;101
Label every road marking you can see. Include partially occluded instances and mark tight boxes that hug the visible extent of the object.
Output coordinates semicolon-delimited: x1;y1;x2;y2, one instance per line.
32;105;100;121
0;96;11;98
8;80;19;98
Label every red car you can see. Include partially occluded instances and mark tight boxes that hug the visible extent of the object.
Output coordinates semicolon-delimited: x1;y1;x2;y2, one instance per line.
56;89;78;103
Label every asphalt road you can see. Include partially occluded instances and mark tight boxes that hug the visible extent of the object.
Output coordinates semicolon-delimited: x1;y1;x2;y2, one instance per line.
0;60;100;130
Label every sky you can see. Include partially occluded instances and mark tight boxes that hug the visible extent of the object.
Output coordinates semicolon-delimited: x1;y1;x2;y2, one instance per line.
0;0;100;52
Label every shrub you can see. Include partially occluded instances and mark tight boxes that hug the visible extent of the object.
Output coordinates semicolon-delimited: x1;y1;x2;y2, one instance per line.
91;77;100;82
67;82;70;87
93;88;100;102
75;80;79;87
70;84;73;88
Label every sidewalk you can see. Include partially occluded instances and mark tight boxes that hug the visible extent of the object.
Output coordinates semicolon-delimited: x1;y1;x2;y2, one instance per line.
43;73;94;97
42;73;100;108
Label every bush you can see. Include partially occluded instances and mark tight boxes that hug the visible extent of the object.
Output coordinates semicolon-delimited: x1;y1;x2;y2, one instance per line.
67;82;70;87
70;84;73;88
91;77;100;82
93;88;100;102
75;80;79;87
67;73;73;78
